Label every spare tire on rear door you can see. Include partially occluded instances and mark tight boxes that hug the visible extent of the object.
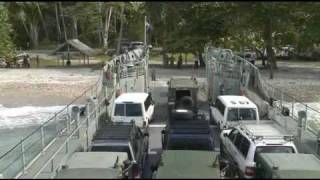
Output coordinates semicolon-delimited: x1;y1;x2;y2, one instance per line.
176;96;193;110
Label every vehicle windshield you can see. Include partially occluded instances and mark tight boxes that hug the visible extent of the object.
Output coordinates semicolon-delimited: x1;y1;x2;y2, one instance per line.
245;54;251;58
91;145;132;160
115;104;125;116
126;104;142;116
227;108;257;121
254;146;295;161
114;103;142;117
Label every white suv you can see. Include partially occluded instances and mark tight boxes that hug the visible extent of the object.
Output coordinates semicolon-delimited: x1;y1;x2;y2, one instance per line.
112;92;155;128
210;95;259;130
220;123;298;178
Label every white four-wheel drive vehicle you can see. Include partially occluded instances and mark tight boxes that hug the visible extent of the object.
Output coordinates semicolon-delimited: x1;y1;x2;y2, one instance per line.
111;92;154;128
210;95;260;130
220;123;298;179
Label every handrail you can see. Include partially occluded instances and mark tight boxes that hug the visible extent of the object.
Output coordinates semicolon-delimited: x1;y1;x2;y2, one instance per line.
0;69;104;161
0;47;148;178
208;47;320;112
33;51;148;179
33;95;107;178
0;79;99;161
206;46;320;144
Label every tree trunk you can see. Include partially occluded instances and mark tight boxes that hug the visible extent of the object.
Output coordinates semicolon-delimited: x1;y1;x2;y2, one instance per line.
97;2;103;47
21;18;30;38
255;47;264;60
36;2;49;40
116;5;124;55
55;2;62;43
184;53;187;64
264;17;275;79
30;21;39;48
198;50;205;67
223;35;228;48
114;12;117;34
104;7;113;50
72;16;78;39
59;2;68;42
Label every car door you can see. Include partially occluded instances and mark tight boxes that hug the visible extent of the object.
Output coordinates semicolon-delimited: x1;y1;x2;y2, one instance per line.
221;129;238;158
224;130;242;163
212;99;225;125
230;133;249;175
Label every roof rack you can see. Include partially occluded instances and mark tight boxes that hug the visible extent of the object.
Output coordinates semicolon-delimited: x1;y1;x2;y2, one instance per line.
238;124;295;142
93;122;136;140
169;128;211;134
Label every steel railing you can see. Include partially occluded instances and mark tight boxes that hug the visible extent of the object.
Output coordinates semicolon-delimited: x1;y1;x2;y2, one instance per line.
0;47;149;178
205;46;320;157
33;86;109;179
0;80;100;178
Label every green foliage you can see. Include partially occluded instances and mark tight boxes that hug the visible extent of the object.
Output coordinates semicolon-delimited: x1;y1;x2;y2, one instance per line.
2;1;320;59
0;5;15;59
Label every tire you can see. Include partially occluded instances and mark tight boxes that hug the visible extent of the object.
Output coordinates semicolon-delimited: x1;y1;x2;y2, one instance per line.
225;162;238;178
177;96;193;109
220;143;225;159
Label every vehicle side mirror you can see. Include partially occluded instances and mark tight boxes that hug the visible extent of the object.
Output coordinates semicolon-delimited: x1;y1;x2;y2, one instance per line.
150;99;155;105
281;106;290;116
161;130;165;148
161;130;165;135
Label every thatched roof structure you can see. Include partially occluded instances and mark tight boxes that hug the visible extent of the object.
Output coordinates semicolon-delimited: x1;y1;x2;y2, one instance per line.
52;39;95;56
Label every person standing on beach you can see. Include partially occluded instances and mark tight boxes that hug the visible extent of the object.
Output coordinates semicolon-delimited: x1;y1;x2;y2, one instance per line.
177;54;183;69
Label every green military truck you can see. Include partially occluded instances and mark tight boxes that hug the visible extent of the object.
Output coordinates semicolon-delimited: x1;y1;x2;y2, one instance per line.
55;152;129;179
255;153;320;179
152;150;220;179
167;77;199;120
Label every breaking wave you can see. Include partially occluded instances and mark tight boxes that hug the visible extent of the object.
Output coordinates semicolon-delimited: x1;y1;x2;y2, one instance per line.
0;104;65;129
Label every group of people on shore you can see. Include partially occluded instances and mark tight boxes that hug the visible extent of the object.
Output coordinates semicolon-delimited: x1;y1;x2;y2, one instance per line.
162;53;199;69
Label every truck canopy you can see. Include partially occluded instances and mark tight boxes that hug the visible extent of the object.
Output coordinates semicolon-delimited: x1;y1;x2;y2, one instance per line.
164;118;214;150
168;77;198;89
56;152;128;179
155;150;220;179
256;153;320;179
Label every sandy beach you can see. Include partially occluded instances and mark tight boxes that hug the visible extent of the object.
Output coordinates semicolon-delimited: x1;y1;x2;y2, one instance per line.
0;68;101;107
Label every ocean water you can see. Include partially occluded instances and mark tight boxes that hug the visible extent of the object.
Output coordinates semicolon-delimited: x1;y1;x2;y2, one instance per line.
0;104;65;157
0;104;65;129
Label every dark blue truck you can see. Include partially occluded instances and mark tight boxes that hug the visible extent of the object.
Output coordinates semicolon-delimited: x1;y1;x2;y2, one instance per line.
161;115;215;151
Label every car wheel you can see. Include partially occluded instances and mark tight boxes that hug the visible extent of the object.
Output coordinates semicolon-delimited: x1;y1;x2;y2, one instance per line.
225;163;238;178
220;143;225;159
